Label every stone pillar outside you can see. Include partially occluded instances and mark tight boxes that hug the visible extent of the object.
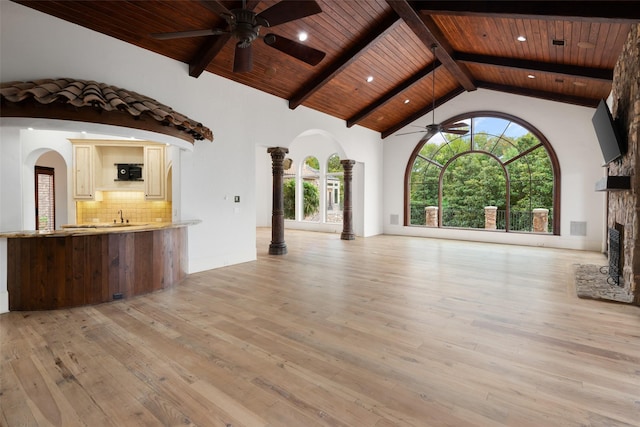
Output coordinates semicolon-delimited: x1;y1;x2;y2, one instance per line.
484;206;497;230
340;159;356;240
425;206;438;227
268;147;288;255
532;208;549;233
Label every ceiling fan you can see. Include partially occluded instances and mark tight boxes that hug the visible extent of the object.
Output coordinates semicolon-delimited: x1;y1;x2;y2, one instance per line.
151;0;326;73
397;45;469;142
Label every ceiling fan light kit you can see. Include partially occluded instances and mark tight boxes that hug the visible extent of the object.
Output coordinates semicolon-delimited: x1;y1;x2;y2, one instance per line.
151;0;326;73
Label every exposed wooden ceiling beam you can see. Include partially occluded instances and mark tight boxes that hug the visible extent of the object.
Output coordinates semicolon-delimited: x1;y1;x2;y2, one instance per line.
188;0;259;78
476;81;600;108
288;11;401;110
387;0;476;92
381;87;465;138
456;52;614;82
189;35;231;78
412;1;640;23
347;62;440;128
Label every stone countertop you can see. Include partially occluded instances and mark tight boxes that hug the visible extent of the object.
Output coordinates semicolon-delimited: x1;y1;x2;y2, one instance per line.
0;220;201;238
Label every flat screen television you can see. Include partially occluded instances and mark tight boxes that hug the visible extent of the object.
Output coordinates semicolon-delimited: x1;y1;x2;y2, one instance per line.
592;99;626;165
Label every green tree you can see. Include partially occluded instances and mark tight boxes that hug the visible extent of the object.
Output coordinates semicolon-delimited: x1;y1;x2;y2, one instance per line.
283;179;320;220
442;153;506;228
283;179;296;219
305;156;320;170
302;181;320;218
327;154;342;173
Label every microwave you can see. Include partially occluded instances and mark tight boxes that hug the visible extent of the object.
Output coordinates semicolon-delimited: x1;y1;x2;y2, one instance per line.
116;164;143;181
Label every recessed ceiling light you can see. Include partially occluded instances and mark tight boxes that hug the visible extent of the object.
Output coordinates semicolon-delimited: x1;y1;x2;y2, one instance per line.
577;41;595;49
298;31;308;42
404;99;410;104
517;35;527;42
81;131;87;134
527;74;536;79
366;76;374;83
27;127;34;131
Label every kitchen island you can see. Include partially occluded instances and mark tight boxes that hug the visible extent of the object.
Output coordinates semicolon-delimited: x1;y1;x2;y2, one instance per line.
1;221;198;311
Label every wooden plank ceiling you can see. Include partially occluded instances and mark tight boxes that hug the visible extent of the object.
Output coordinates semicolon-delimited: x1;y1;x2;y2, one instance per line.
12;0;639;138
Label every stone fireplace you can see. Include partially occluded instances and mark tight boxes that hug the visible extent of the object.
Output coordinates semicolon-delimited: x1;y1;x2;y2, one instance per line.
604;23;640;305
607;224;622;286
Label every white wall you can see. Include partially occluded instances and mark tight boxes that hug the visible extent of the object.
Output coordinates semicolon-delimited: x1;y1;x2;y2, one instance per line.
0;1;384;311
384;89;607;251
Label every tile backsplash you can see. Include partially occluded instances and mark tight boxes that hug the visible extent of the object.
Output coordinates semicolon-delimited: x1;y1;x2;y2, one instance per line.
76;191;171;224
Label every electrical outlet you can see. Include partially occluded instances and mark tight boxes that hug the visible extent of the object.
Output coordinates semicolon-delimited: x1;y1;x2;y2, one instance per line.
234;196;240;203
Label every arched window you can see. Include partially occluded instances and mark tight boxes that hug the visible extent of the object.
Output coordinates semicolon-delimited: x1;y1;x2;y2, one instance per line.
301;156;321;222
326;154;344;224
283;158;296;220
405;112;560;234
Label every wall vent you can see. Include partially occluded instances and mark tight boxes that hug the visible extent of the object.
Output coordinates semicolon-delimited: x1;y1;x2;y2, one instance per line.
390;214;399;225
570;221;587;236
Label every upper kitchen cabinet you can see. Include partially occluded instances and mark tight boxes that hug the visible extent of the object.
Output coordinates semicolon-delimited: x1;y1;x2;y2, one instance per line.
70;140;167;200
144;145;165;200
72;144;95;199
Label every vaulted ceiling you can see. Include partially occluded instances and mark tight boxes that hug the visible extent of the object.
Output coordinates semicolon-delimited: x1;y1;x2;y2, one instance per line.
13;0;639;138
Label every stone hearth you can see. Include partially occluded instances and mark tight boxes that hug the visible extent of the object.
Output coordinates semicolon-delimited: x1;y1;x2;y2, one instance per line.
575;264;634;303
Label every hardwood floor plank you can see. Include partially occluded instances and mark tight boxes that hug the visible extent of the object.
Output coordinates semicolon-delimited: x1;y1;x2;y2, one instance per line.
1;229;639;426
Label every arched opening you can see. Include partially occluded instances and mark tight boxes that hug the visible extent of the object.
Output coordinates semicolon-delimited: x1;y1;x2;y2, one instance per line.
405;112;560;234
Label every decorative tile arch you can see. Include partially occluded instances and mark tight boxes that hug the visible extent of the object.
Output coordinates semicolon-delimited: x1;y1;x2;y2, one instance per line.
1;78;213;143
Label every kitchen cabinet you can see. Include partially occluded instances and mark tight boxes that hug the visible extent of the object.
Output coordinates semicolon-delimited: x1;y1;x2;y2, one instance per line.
73;144;95;199
144;145;165;199
71;140;166;199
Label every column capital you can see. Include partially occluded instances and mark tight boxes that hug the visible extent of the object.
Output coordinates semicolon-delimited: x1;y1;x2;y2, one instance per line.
267;146;289;156
340;159;356;168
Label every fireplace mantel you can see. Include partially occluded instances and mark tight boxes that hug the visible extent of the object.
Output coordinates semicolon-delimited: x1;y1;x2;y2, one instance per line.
595;175;631;191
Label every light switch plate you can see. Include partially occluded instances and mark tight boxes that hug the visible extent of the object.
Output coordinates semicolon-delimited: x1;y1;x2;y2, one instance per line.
234;196;240;203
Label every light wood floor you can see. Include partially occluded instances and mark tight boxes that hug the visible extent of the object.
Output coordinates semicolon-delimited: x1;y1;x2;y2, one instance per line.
2;228;640;427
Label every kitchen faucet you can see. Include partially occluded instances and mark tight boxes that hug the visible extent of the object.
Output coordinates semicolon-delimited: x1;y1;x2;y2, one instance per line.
118;209;124;223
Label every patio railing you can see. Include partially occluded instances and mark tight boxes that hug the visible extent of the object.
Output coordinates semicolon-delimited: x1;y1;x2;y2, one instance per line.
410;203;552;233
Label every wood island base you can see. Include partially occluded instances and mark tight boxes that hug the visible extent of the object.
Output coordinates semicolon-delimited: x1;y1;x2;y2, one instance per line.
7;226;188;311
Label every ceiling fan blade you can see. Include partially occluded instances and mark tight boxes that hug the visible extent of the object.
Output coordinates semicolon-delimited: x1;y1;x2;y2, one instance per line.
418;129;440;144
151;29;224;40
396;130;428;136
445;122;469;129
200;0;233;19
233;43;253;73
263;34;325;66
442;128;469;135
257;0;322;27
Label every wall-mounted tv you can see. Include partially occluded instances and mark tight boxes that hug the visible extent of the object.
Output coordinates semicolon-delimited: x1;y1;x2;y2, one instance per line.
592;99;626;165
